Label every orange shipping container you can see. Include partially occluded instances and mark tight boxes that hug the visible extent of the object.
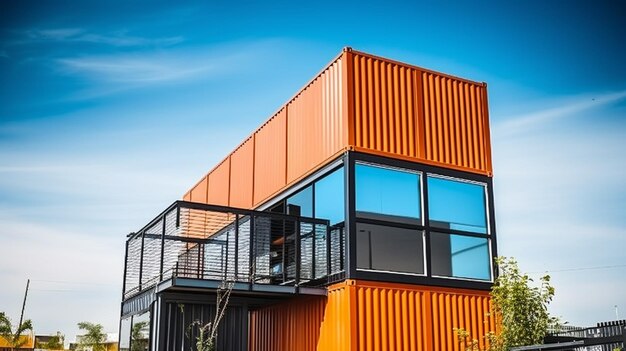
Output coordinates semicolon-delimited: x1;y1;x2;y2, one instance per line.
185;48;492;208
248;280;495;351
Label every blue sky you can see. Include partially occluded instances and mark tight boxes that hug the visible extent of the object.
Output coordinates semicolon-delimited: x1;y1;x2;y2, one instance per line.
1;0;625;341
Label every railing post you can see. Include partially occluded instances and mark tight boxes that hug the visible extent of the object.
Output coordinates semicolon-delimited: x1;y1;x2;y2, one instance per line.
197;241;202;279
311;223;316;280
122;238;129;298
295;219;300;287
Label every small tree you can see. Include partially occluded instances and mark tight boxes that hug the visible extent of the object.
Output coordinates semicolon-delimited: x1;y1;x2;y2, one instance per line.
36;331;65;350
455;257;560;351
0;312;33;350
188;280;234;351
76;322;107;351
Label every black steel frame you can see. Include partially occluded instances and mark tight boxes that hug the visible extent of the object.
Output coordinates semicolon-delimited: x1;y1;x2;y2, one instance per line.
344;151;498;291
122;200;332;302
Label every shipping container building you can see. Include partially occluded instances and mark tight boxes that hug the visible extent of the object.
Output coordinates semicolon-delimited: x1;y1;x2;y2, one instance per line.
119;48;498;351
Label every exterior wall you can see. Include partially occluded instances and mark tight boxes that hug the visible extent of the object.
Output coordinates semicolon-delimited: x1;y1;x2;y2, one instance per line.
347;50;492;176
248;280;495;351
184;48;492;207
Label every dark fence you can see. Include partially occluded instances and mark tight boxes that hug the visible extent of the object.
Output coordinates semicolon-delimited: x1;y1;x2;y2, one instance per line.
536;319;626;351
123;201;344;300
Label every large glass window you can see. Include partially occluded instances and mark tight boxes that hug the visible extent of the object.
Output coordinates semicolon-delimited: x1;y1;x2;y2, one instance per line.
286;185;312;217
430;232;491;280
314;167;345;225
427;176;487;234
356;223;424;274
355;163;421;221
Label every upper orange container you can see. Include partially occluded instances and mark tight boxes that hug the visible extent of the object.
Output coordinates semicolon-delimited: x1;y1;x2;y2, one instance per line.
184;48;492;207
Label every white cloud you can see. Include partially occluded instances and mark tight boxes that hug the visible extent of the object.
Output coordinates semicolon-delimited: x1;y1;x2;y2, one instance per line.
25;28;184;47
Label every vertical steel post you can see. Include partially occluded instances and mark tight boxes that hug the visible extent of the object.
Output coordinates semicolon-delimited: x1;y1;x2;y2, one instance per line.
160;212;167;280
295;219;301;287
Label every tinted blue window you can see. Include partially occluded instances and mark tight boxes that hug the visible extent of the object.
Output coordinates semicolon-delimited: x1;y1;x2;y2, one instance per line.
428;176;487;233
314;167;345;225
355;164;421;220
286;185;312;217
430;233;491;280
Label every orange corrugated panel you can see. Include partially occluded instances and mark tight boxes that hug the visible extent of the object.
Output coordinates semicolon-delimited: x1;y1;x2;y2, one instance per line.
253;109;287;206
348;280;493;351
287;58;346;184
229;136;254;208
317;281;355;351
189;176;208;203
207;158;230;206
347;50;492;176
248;296;326;351
351;53;419;159
420;70;491;175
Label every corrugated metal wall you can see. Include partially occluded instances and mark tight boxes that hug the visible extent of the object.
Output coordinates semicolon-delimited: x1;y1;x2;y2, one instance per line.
230;137;254;209
184;49;492;206
160;301;247;351
253;109;287;206
347;50;492;176
247;281;493;351
286;58;346;185
248;296;327;351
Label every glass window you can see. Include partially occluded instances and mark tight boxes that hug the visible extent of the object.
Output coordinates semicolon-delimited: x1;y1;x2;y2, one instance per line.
356;223;424;274
314;167;345;225
430;232;491;280
119;317;131;351
428;176;487;233
286;185;312;217
131;311;150;351
356;164;421;221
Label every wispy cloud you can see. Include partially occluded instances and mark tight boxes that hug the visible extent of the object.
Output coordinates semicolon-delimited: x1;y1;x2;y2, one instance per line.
24;28;184;47
494;89;626;135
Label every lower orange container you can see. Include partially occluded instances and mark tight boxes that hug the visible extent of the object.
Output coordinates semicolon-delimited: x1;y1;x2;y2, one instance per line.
248;280;496;351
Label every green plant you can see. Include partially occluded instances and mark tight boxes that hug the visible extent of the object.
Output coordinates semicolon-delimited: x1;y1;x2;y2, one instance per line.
454;257;560;351
187;280;234;351
76;322;107;351
0;312;33;350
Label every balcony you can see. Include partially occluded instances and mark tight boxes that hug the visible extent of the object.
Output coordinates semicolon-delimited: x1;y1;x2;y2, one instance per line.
122;201;345;305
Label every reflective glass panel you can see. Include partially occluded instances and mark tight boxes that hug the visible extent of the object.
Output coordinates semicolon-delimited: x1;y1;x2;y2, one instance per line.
314;167;345;225
286;185;312;217
428;176;487;233
130;311;150;351
356;223;424;274
119;317;131;351
430;232;491;280
355;164;421;221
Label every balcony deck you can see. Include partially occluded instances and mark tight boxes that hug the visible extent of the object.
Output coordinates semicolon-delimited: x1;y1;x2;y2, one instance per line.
121;201;345;315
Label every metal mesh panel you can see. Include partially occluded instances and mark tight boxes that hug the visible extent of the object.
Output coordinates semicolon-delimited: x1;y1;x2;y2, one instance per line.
299;222;314;281
314;224;328;279
254;216;271;281
237;217;251;280
203;240;226;279
330;227;344;274
124;236;142;298
141;236;162;288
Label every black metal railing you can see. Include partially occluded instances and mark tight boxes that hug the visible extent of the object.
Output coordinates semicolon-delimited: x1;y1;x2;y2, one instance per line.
122;201;344;299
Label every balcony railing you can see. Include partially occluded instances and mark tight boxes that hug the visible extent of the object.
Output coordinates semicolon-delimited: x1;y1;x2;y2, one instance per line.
122;201;344;300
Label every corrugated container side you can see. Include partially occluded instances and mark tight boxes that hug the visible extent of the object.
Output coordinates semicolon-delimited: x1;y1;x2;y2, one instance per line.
286;58;346;184
420;71;491;175
248;296;325;351
347;50;492;176
351;53;419;159
189;175;208;203
207;158;230;206
253;109;287;206
430;290;495;351
229;137;254;208
349;280;493;351
317;282;355;351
